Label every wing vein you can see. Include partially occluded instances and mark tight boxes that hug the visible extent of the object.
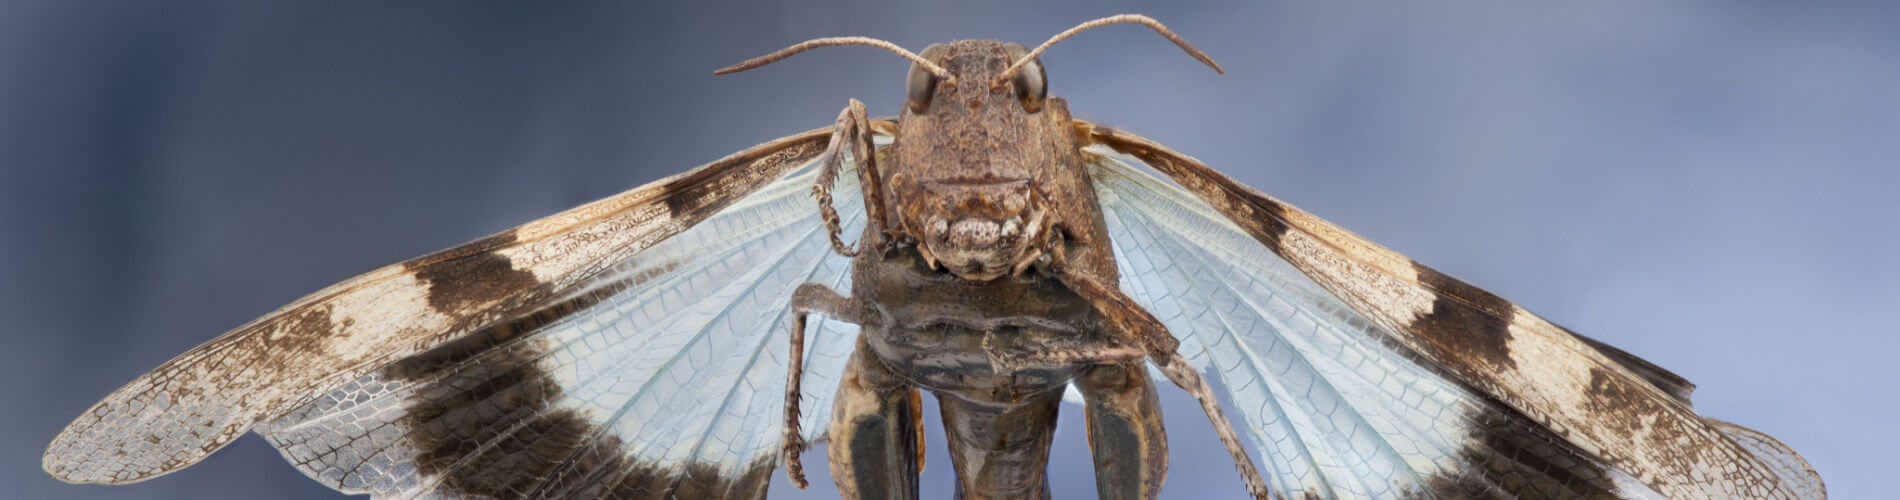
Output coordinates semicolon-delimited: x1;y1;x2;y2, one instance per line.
520;210;836;496
1121;200;1436;495
1106;201;1358;497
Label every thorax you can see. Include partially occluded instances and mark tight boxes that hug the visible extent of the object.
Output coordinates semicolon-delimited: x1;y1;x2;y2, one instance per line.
851;247;1109;405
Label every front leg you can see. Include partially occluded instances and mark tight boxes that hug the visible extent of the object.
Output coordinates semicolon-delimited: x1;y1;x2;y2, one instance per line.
782;282;867;488
813;98;894;256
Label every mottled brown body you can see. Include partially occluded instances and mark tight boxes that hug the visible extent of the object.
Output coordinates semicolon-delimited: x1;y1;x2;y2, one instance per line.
765;27;1256;499
816;40;1170;499
845;229;1150;499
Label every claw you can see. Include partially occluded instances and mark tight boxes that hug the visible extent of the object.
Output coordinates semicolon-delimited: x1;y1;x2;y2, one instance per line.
783;436;809;489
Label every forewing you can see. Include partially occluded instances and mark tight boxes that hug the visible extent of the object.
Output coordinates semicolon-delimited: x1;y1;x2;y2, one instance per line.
1079;122;1818;499
43;126;847;493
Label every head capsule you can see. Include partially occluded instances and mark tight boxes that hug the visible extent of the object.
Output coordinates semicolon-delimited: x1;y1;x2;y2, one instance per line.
889;40;1060;280
715;14;1221;281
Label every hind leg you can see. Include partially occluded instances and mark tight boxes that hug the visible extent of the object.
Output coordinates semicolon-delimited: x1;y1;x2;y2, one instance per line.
826;336;923;500
1074;362;1168;500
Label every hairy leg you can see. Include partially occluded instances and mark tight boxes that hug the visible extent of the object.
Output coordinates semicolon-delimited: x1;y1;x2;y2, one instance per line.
1154;352;1273;499
813;99;892;256
1052;262;1272;499
781;282;866;488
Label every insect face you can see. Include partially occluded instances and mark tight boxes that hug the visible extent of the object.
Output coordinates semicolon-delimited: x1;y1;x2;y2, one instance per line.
892;40;1066;281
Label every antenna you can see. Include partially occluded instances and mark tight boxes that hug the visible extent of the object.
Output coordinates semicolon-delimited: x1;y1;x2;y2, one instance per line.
716;36;955;85
996;14;1222;90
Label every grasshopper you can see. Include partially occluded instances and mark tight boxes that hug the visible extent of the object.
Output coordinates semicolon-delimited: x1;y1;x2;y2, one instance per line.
46;14;1821;500
731;15;1266;499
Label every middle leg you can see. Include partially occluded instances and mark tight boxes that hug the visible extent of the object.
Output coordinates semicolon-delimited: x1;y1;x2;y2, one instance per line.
782;282;867;488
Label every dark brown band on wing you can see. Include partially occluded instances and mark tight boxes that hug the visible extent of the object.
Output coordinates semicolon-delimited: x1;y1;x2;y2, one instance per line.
1078;123;1523;375
386;274;634;380
371;128;843;497
1298;285;1620;498
1076;120;1799;498
404;129;829;325
387;276;770;499
412;229;542;315
1409;264;1519;373
1427;402;1620;499
45;125;838;486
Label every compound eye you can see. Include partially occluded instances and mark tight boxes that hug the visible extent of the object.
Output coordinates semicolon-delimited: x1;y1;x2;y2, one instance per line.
1012;58;1047;113
906;60;937;113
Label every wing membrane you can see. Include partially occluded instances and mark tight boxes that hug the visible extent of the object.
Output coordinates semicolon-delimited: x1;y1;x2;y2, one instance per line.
258;159;869;498
44;125;860;498
1079;121;1818;499
1093;155;1643;498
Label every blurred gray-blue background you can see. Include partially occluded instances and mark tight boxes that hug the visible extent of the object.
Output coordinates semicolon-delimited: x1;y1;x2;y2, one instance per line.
4;1;1892;498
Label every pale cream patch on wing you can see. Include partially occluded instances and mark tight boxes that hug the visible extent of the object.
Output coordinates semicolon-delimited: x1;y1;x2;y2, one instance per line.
1498;306;1791;498
1498;311;1610;456
322;272;452;360
1082;122;1801;499
1276;208;1416;275
1280;229;1436;326
498;203;673;284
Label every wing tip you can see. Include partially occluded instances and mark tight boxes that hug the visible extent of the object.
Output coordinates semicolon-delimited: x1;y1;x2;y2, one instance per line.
1706;418;1827;499
41;444;115;485
43;423;102;484
42;435;143;486
42;412;212;486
